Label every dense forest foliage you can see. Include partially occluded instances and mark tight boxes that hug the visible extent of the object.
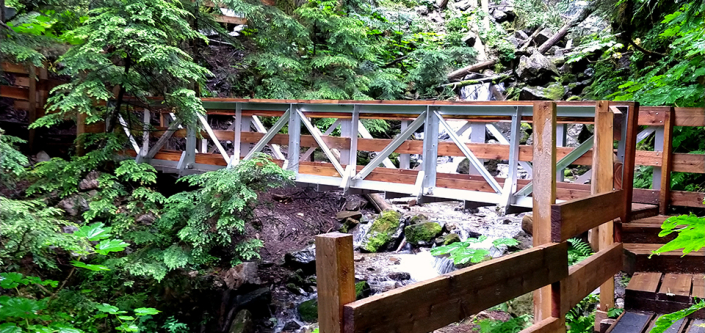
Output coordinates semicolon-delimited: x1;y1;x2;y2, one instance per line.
1;0;704;332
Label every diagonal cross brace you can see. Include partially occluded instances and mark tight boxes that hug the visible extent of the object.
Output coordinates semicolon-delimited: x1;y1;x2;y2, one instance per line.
354;111;427;181
297;109;346;177
485;123;534;174
514;134;595;197
300;119;342;161
435;111;503;194
198;114;230;163
242;109;291;161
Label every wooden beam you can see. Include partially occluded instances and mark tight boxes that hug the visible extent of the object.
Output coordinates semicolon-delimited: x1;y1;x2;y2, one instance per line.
316;233;356;333
532;101;557;322
0;85;30;100
659;109;674;214
518;317;565;333
557;243;623;316
213;15;247;25
550;190;623;243
0;62;28;74
621;102;640;223
342;243;568;333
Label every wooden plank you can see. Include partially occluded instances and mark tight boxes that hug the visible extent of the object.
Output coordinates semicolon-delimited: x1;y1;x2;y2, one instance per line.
605;312;653;333
316;233;356;333
518;317;565;333
532;101;557;322
626;272;662;300
636;151;705;174
674;108;705;127
213;15;247;25
550;190;623;242
660;109;674;214
639;107;669;125
0;85;30;100
558;243;623;315
624;244;705;274
0;62;29;74
671;191;705;208
622;221;677;244
658;274;693;303
342;243;568;333
693;274;705;300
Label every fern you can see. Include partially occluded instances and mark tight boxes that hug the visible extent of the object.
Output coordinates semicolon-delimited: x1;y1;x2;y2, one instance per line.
568;238;593;266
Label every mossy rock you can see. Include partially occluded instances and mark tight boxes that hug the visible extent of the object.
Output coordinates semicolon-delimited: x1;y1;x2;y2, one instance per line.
405;222;442;245
440;233;461;245
409;214;429;225
361;210;402;252
297;299;318;322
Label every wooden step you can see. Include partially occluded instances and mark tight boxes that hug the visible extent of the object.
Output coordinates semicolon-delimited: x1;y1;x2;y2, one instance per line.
631;203;660;221
623;215;678;244
625;272;705;318
624;243;705;274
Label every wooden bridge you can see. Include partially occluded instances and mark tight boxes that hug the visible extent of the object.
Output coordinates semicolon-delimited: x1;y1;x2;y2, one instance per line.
3;64;705;332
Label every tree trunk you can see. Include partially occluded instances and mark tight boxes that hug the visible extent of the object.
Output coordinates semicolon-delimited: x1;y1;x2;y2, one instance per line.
436;0;449;10
537;4;597;54
365;193;392;213
439;74;509;88
480;0;490;30
446;60;497;80
519;25;544;52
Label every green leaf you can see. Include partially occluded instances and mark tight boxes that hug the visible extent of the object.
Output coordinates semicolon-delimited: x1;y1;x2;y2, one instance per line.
73;222;113;241
71;261;111;271
0;323;22;333
134;307;160;316
492;238;519;247
94;239;129;255
96;303;121;315
118;316;135;320
0;272;26;289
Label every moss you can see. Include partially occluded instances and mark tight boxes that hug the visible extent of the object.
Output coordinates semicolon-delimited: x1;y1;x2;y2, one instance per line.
363;210;401;252
405;222;442;245
297;299;318;322
409;214;428;225
543;83;566;100
442;233;461;245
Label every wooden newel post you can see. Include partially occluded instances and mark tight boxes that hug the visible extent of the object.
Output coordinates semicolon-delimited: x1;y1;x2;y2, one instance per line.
532;101;556;323
316;233;355;333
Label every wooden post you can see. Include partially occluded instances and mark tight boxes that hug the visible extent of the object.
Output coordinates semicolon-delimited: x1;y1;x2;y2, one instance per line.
620;103;640;223
591;101;615;328
659;109;674;215
532;101;556;322
316;233;356;333
28;65;37;152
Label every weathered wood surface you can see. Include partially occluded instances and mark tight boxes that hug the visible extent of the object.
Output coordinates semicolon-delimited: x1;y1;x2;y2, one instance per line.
622;216;677;244
626;272;663;301
550;190;623;243
316;233;356;333
657;274;693;304
518;317;566;333
693;274;705;300
532;101;557;322
624;244;705;274
660;109;674;214
342;243;568;333
558;243;623;315
621;102;640;224
605;312;653;333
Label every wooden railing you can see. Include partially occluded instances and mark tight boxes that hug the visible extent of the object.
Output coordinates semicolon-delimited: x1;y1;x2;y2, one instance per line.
314;102;626;333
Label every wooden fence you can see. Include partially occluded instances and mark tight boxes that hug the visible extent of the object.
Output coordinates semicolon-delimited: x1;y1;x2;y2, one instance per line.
314;102;626;333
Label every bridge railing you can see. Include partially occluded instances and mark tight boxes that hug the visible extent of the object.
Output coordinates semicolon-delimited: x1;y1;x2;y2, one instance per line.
314;101;626;333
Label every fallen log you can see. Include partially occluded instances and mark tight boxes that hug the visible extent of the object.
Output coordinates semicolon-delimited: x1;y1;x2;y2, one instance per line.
519;25;544;52
365;193;392;213
537;4;597;54
446;60;497;81
440;74;509;87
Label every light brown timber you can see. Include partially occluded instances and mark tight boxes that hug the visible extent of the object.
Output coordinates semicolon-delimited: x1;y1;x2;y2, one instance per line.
316;233;356;333
550;190;623;243
659;109;674;214
518;317;566;333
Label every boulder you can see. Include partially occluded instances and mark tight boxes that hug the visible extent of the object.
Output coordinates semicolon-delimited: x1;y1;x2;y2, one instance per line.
437;233;461;245
461;32;477;47
534;28;554;46
456;0;475;11
404;222;443;245
340;217;359;233
78;171;101;191
388;272;411;281
223;262;261;290
408;214;429;225
415;5;429;15
297;299;318;322
522;214;533;236
515;30;529;41
228;309;253;333
285;245;316;271
282;321;301;332
519;83;566;101
508;36;521;48
360;210;403;253
56;194;90;217
516;51;559;85
35;151;51;163
136;213;156;225
235;287;271;316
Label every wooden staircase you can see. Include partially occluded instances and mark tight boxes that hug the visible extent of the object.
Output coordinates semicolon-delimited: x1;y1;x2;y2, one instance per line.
607;212;705;332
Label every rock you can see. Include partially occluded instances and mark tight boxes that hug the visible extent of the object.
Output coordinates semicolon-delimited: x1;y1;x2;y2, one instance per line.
344;196;366;211
228;309;253;333
62;226;79;234
297;299;318;322
522;214;533;236
286;283;305;295
360;210;403;253
491;9;508;22
408;214;429;225
388;272;411;281
56;194;90;217
515;30;529;41
223;262;261;289
340;217;359;233
136;213;155;225
35;151;51;163
353;255;364;262
405;222;443;245
516;51;559;85
455;0;475;11
519;83;566;101
285;245;316;272
78;171;101;191
336;210;362;221
534;28;554;46
282;321;301;332
461;32;477;47
414;5;429;15
508;36;521;48
235;287;271;316
440;233;461;245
